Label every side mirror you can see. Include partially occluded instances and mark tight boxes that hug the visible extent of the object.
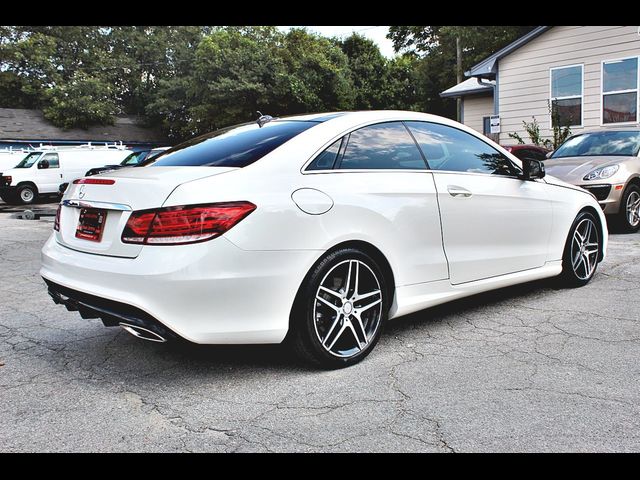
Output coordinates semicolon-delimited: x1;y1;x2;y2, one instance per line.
37;159;49;169
522;158;545;180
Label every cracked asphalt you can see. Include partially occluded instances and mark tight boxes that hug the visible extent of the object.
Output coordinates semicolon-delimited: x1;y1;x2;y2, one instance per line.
1;208;639;452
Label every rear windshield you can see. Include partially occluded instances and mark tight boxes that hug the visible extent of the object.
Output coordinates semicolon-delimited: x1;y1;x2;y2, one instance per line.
145;121;317;168
551;131;640;158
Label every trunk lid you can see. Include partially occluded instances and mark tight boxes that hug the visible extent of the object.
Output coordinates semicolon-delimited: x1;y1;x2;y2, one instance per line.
55;166;237;258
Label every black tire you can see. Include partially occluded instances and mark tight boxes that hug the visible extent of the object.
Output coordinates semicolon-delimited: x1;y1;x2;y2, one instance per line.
16;184;37;205
558;211;601;287
617;184;640;233
289;248;390;369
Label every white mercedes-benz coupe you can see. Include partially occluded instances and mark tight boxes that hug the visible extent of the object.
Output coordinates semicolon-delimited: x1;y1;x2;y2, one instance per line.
41;110;607;368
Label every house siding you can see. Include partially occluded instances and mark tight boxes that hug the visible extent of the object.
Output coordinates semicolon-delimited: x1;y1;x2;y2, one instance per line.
497;26;640;144
462;95;493;134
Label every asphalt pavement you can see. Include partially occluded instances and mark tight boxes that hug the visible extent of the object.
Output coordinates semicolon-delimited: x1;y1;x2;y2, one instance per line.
1;206;639;452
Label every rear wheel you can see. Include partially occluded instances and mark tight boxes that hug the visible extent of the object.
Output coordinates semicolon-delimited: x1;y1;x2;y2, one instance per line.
559;211;601;287
16;184;37;205
618;184;640;233
289;248;389;369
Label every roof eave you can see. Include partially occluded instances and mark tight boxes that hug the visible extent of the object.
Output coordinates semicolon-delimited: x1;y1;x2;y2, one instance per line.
439;87;493;99
465;26;552;78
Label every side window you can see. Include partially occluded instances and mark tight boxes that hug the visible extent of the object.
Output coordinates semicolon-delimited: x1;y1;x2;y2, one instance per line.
514;149;546;162
42;153;59;168
529;150;548;161
406;121;520;176
339;122;426;170
307;138;342;170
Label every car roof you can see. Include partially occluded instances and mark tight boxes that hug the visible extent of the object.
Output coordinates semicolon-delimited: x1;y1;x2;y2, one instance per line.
274;110;470;127
570;127;640;135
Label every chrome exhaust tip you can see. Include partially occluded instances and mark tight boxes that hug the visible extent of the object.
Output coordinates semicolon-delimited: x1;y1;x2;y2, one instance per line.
119;322;166;343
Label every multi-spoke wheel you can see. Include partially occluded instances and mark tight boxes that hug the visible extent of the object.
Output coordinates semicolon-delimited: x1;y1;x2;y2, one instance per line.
560;211;601;287
289;248;389;368
618;184;640;233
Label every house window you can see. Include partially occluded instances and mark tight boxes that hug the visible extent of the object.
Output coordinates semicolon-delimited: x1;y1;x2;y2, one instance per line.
550;65;583;127
602;57;638;124
482;116;491;135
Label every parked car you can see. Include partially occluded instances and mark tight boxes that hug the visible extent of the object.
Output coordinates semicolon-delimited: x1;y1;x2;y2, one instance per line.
501;144;550;162
1;145;132;205
42;111;606;368
84;147;171;177
57;147;172;195
544;129;640;232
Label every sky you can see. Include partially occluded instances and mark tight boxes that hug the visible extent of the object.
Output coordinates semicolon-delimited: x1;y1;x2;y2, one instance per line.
278;26;396;58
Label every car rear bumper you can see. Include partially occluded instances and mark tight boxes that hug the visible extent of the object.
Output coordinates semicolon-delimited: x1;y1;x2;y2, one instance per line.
40;234;322;344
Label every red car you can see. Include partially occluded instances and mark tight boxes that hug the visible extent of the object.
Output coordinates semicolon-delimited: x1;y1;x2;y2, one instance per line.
501;144;550;161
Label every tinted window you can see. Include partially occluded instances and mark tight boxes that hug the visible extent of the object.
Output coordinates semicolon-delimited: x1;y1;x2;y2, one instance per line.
147;121;317;168
339;122;426;170
512;149;546;162
551;131;640;158
307;138;342;170
406;121;520;176
42;153;59;168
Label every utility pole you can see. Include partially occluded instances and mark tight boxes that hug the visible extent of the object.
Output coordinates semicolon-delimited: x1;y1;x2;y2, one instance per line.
456;36;462;123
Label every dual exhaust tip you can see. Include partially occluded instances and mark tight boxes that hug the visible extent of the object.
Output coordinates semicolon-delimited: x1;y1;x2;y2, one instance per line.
119;323;166;343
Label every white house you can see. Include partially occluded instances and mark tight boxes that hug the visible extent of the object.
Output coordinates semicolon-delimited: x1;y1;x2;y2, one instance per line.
440;26;640;144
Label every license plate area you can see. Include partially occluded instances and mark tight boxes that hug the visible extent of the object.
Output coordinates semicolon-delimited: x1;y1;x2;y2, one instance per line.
75;208;107;242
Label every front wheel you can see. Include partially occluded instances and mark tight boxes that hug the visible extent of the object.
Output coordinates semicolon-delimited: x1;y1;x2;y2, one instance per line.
618;184;640;233
289;248;389;369
559;211;601;287
16;185;37;205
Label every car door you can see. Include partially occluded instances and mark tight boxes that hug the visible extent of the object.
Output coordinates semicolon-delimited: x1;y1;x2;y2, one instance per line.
35;152;61;193
405;121;553;285
304;121;449;286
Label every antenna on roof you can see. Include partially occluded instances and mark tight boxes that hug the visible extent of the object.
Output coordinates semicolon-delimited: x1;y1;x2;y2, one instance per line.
256;111;274;128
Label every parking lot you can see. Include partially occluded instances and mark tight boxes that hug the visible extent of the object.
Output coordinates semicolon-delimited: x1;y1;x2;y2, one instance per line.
1;199;639;452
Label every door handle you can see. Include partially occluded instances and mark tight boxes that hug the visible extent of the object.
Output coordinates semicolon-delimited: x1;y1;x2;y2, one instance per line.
447;185;472;197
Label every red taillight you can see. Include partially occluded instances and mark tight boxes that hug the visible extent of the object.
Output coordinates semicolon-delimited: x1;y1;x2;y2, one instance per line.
1;175;11;186
121;202;256;245
73;178;116;185
54;205;61;231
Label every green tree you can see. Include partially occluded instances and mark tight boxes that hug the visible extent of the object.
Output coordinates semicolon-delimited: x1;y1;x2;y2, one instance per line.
42;71;118;129
387;26;535;118
278;28;354;114
338;33;387;109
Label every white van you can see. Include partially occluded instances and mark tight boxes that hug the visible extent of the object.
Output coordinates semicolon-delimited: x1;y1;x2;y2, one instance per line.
0;145;133;205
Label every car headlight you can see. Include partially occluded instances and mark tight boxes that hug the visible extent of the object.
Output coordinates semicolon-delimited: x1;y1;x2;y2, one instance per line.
583;165;619;181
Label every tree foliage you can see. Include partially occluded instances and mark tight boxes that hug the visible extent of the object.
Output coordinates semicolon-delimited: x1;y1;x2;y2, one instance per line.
387;26;536;117
1;26;538;140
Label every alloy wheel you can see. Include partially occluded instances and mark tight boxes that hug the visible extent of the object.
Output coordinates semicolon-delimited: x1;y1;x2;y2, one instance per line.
571;218;599;280
626;191;640;227
313;259;383;358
